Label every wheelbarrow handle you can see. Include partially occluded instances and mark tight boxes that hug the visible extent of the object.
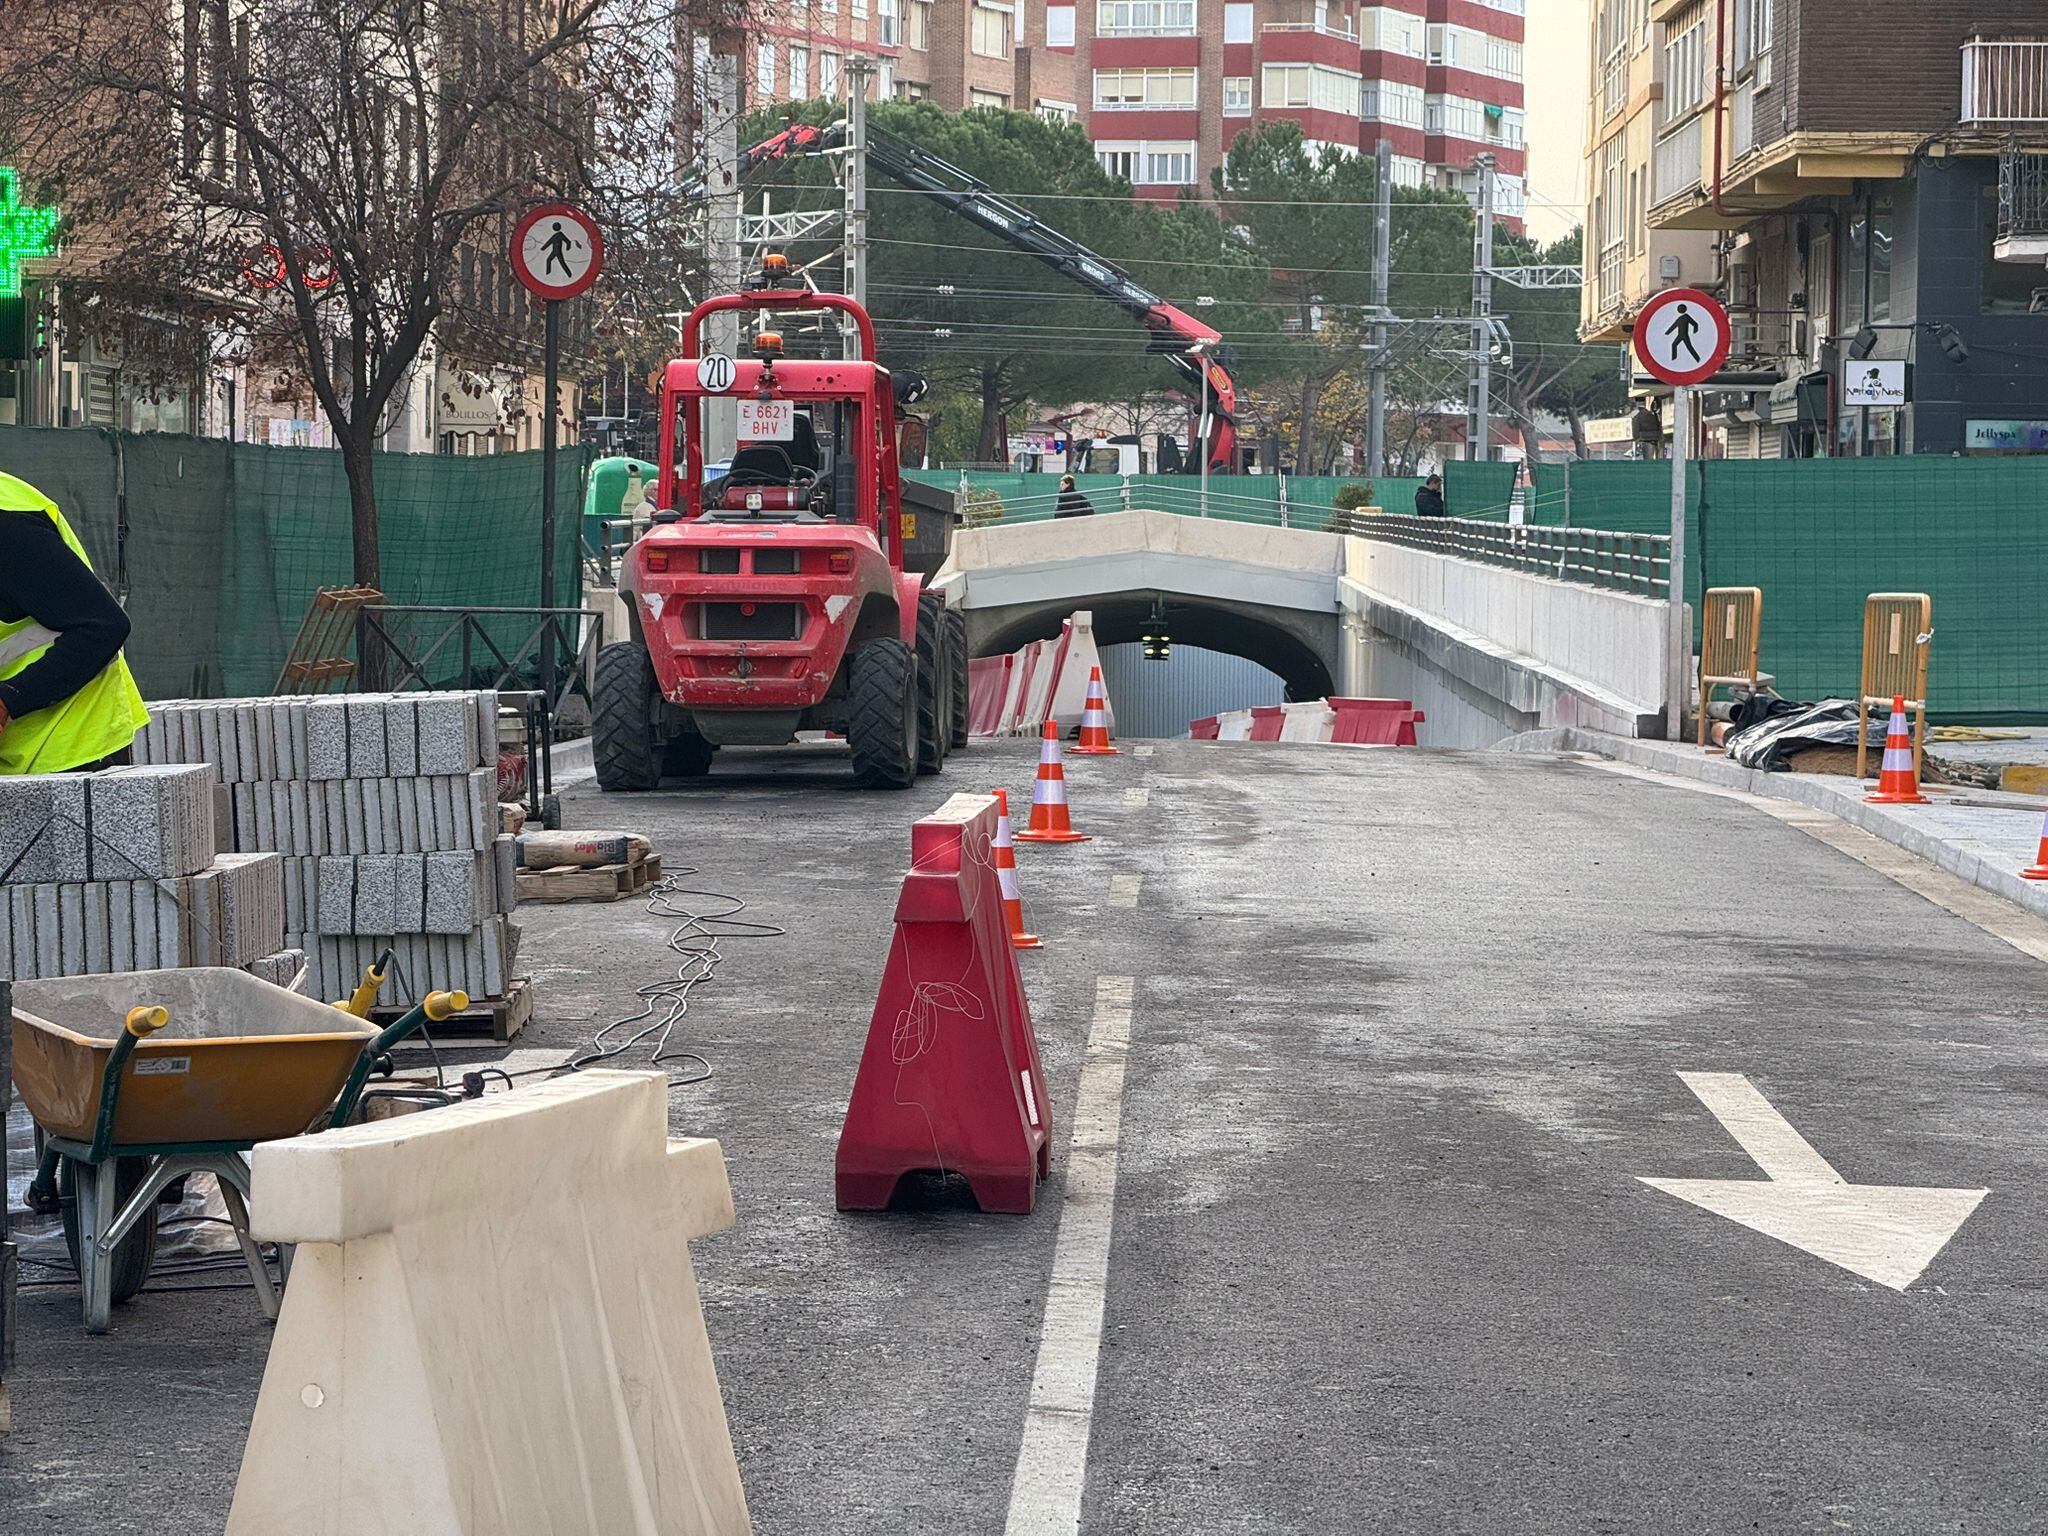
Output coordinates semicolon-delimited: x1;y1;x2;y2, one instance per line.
87;1006;171;1162
329;991;471;1129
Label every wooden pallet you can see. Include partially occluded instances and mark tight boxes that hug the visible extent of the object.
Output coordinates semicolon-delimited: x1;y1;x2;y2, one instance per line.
515;855;663;905
377;977;533;1045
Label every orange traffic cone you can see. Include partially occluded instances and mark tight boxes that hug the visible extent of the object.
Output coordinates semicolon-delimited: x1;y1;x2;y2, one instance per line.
2022;804;2048;881
1070;666;1120;756
992;789;1044;948
1014;720;1091;844
1866;695;1930;805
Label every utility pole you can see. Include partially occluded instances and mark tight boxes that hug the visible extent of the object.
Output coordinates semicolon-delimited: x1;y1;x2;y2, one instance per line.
1367;140;1392;481
703;48;741;464
1465;152;1497;462
842;58;874;359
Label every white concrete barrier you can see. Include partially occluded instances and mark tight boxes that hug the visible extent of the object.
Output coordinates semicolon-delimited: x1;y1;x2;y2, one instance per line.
228;1070;751;1536
1278;701;1337;742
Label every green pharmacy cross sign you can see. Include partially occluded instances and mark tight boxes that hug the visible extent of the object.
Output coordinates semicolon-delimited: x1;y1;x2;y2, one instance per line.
0;168;59;300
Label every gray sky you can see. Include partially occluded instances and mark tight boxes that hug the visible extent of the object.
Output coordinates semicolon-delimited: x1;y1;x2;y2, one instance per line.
1524;0;1590;245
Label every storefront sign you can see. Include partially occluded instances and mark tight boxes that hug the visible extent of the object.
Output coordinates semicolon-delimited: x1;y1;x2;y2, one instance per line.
1966;420;2048;454
1841;361;1907;408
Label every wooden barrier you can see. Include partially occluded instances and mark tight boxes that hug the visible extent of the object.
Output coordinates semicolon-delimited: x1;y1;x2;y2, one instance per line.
1856;592;1932;782
1697;587;1764;748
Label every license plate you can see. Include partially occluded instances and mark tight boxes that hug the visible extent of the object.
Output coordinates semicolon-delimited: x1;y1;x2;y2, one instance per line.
738;399;794;442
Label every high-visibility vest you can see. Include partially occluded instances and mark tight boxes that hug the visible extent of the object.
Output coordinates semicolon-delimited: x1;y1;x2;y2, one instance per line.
0;472;150;775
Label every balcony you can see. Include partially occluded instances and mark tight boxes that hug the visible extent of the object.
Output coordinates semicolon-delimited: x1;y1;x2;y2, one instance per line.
1652;114;1703;205
1997;145;2048;264
1600;46;1627;122
1263;20;1356;39
1963;38;2048;125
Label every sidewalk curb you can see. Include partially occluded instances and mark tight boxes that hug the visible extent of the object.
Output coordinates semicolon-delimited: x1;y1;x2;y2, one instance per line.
1503;727;2048;926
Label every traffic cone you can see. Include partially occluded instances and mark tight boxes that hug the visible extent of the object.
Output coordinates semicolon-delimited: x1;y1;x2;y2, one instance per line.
1070;666;1121;756
992;789;1044;948
2021;803;2048;880
1014;720;1091;844
1866;696;1930;805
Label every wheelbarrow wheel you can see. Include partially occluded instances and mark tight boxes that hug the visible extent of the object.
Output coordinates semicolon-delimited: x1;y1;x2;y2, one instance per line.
58;1155;159;1306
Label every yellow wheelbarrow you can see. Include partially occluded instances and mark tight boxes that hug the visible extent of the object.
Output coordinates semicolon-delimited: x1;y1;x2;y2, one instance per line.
11;966;466;1333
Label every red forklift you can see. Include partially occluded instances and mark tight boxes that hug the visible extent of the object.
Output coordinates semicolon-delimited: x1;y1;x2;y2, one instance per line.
592;259;967;790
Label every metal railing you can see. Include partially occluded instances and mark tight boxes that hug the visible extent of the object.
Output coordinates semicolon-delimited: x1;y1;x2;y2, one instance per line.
1349;513;1672;597
1999;144;2048;243
357;604;605;717
1963;39;2048;124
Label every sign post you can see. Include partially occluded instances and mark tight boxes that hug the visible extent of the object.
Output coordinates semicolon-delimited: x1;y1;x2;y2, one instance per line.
1633;287;1730;743
510;202;605;713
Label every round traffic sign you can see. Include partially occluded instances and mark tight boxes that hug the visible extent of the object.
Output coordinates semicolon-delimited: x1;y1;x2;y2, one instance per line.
1634;287;1730;388
509;202;604;301
696;354;738;393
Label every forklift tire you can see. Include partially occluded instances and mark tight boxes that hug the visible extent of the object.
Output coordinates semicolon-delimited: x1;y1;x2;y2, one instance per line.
663;732;716;778
944;608;970;750
915;596;949;775
593;642;662;791
58;1155;159;1306
849;639;918;790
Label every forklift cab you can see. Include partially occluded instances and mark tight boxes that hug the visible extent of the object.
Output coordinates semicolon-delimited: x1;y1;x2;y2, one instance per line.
702;400;860;525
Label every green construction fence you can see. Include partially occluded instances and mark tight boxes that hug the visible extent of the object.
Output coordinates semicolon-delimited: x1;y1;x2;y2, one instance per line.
1528;457;2048;723
0;426;587;699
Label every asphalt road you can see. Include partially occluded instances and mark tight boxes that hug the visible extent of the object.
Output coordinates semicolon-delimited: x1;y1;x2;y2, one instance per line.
6;737;2048;1534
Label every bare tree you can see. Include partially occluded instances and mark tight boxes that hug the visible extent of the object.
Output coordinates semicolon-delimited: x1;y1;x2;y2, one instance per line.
1;0;728;588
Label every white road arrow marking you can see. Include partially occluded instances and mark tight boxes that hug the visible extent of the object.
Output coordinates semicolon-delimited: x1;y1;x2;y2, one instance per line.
1640;1072;1988;1292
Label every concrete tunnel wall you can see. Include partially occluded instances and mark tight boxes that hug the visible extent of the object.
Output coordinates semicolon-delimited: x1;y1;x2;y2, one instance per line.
937;509;1671;746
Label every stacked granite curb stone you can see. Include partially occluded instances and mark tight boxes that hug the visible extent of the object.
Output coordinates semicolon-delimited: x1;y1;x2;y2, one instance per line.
0;764;289;980
131;693;520;1005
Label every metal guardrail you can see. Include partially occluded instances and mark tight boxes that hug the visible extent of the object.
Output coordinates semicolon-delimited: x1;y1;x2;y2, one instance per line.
357;604;606;717
1348;512;1672;598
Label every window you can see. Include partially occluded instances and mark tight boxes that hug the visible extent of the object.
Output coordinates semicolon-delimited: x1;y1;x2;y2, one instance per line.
971;2;1012;57
1484;35;1522;79
756;41;775;94
1663;6;1707;122
1736;0;1773;85
1484;104;1525;146
1145;145;1195;184
877;58;894;95
1223;76;1252;115
1096;139;1197;185
853;0;867;18
1038;98;1079;123
1359;6;1423;55
877;0;899;46
1097;0;1196;34
970;87;1009;107
908;0;931;45
1224;1;1253;42
1425;95;1485;139
1389;153;1426;188
1046;3;1074;44
1094;66;1198;107
1425;23;1477;67
820;50;840;96
1359;79;1424;127
1260;62;1360;115
790;44;809;94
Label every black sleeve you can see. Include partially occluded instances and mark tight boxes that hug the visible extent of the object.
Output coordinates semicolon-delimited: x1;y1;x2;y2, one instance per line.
0;510;132;719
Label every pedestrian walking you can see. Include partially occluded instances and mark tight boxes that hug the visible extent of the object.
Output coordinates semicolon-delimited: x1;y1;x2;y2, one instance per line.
1055;474;1095;519
1414;473;1446;517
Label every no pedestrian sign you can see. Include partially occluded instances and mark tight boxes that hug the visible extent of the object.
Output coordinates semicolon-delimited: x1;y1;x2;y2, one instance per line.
510;202;604;301
1634;287;1730;388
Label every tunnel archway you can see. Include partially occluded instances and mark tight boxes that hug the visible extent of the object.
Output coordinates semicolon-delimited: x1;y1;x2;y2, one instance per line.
974;592;1336;702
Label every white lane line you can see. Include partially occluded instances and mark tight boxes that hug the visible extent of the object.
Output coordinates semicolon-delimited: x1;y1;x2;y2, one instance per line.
1004;975;1135;1536
1121;786;1150;808
1108;875;1143;909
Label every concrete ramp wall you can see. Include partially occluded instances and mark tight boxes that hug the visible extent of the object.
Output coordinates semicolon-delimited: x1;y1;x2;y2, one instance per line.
1339;540;1670;750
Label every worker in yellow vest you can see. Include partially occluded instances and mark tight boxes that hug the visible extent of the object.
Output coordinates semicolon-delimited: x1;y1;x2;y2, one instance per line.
0;471;150;774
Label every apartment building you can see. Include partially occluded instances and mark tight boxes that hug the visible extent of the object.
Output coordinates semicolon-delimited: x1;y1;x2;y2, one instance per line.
1578;0;1714;345
739;0;1526;222
1640;0;2048;457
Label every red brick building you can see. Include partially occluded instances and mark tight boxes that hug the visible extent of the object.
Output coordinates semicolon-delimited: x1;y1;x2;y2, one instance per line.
736;0;1525;224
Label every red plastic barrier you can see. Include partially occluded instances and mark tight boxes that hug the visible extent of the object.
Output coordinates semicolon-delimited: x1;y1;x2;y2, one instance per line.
968;655;1012;736
1249;705;1285;742
1327;697;1426;746
836;794;1054;1214
1189;716;1220;740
